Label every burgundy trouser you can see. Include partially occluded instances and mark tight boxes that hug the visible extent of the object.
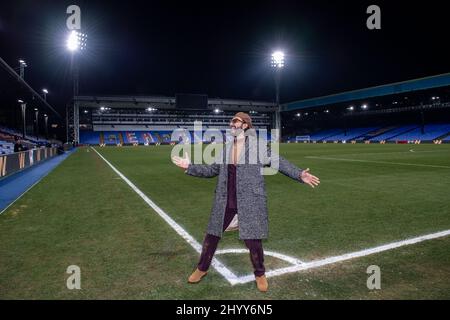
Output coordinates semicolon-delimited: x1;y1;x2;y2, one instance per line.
197;206;265;277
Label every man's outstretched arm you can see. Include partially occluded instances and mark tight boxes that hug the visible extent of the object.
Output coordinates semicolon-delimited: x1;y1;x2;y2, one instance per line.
172;152;220;178
266;145;320;188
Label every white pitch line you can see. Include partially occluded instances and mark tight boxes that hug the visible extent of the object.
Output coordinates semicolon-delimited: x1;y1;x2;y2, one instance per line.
235;229;450;284
216;249;304;265
91;147;241;285
0;151;74;216
311;149;450;158
305;156;450;169
0;178;44;216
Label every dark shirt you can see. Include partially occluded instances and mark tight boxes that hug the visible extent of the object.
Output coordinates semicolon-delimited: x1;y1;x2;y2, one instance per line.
226;164;237;210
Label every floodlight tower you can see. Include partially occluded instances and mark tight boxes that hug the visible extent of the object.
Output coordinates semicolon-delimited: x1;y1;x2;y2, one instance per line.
271;51;284;141
66;30;87;144
42;88;49;101
19;59;27;79
34;108;39;140
44;114;49;140
18;99;26;138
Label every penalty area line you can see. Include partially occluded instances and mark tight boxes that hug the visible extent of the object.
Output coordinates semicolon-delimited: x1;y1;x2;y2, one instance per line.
234;229;450;284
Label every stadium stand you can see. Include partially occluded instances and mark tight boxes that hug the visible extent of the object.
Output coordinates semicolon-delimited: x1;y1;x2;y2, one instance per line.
370;125;419;142
0;140;14;155
79;124;450;145
309;129;344;142
389;124;450;142
324;127;381;142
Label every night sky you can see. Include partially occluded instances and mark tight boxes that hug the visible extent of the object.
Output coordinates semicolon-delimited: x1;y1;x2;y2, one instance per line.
1;0;449;117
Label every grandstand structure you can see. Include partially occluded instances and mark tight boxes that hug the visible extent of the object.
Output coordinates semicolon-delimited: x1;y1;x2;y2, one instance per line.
74;74;450;146
281;73;450;143
75;95;277;145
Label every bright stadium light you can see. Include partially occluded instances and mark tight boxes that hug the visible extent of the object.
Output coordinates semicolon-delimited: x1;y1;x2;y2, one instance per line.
67;30;87;51
296;113;301;117
42;88;49;101
348;106;354;111
18;59;27;79
271;50;285;141
271;51;285;68
361;104;368;110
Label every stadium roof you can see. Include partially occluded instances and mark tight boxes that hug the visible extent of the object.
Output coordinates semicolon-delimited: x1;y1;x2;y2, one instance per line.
281;73;450;112
74;95;277;112
0;56;62;119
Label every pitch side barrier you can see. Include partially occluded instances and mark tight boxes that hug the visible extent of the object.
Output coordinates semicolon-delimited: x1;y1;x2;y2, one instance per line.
0;147;59;180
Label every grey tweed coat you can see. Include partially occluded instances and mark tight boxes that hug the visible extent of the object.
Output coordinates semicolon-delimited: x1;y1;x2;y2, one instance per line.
186;136;304;240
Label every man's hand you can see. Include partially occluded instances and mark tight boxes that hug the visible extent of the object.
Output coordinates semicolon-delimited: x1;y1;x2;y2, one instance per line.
300;168;320;188
172;152;190;170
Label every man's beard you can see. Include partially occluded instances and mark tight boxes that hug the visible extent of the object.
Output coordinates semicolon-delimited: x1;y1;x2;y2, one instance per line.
230;127;244;137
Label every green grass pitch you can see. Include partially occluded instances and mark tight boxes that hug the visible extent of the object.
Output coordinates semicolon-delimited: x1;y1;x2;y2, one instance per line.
1;143;450;299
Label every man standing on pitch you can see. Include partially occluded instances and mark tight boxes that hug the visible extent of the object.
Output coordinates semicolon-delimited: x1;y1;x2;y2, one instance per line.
172;112;320;292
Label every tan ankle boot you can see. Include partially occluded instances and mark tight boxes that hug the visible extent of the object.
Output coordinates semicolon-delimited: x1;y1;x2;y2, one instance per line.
188;268;208;284
255;275;268;292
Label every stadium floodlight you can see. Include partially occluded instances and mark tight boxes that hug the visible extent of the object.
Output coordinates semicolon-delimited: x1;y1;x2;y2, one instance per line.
18;59;27;79
361;104;368;110
271;51;285;68
67;30;87;51
34;108;39;139
18;100;26;138
296;113;301;117
271;50;285;142
44;114;49;140
42;88;49;101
